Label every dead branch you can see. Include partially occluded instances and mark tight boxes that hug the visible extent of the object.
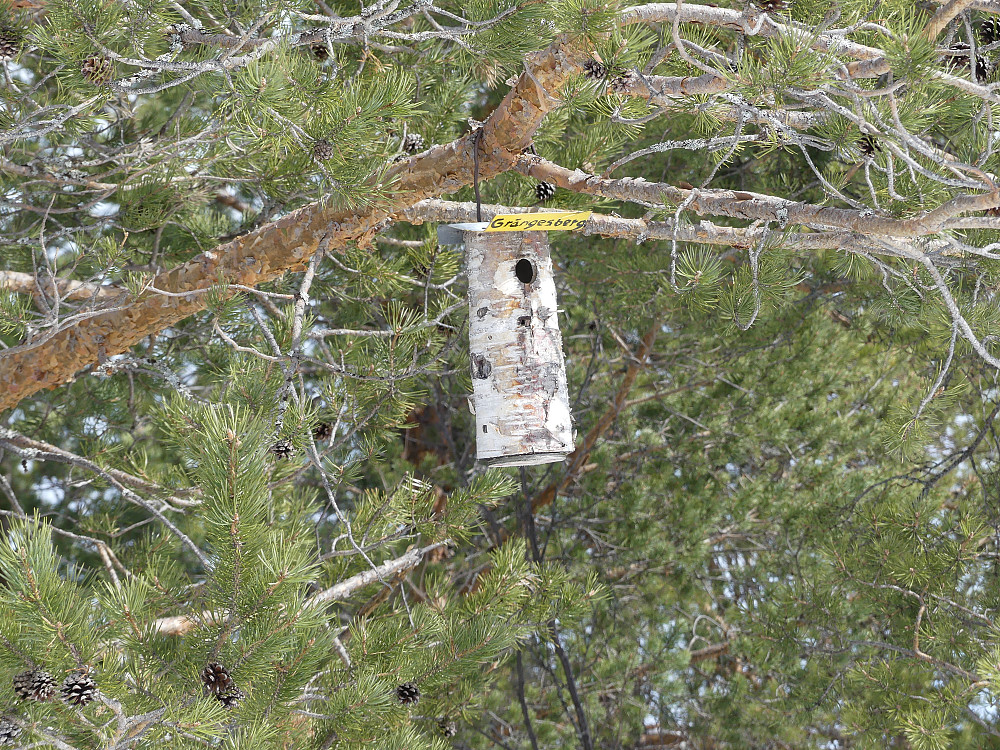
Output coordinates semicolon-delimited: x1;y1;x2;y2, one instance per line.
403;198;903;257
515;157;999;237
309;542;447;605
3;2;998;413
0;428;200;508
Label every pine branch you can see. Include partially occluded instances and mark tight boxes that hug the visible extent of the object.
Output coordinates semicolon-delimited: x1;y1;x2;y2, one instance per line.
152;542;448;634
690;641;731;664
5;3;999;411
0;428;200;508
622;3;1000;100
621;3;884;64
615;75;826;129
515;156;1000;238
0;428;208;567
309;542;448;605
0;35;588;412
403;198;891;256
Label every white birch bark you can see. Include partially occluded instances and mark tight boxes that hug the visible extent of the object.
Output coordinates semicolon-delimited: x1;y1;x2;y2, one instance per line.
465;231;574;467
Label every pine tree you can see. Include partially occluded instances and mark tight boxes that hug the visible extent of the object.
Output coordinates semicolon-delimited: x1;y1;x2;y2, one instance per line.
2;0;1000;747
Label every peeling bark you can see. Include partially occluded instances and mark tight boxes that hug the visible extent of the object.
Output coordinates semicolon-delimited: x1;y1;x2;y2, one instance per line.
465;231;573;467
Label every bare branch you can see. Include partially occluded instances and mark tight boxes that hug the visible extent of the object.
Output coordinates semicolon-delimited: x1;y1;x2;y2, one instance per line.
402;198;903;257
152;542;449;634
514;156;999;238
309;542;447;605
0;271;125;303
0;428;200;507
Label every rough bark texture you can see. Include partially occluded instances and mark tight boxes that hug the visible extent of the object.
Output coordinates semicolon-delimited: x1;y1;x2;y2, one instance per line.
923;0;980;39
0;36;587;413
6;4;998;411
466;231;573;467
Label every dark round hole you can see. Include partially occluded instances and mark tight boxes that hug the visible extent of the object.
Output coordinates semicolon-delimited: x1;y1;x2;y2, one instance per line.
514;259;536;284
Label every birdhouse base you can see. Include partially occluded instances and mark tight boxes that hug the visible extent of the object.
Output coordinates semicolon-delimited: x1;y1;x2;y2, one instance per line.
480;451;573;468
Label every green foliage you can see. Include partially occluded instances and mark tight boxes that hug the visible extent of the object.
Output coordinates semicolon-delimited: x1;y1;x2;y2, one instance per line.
552;0;620;41
882;14;939;82
734;29;832;101
675;246;726;313
590;23;656;78
459;0;553;73
6;0;1000;748
0;291;30;338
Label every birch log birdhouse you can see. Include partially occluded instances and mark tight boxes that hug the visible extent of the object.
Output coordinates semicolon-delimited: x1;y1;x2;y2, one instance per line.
464;230;574;467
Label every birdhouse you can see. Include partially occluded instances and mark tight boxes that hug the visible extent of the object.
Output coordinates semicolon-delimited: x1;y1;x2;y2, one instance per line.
464;229;574;467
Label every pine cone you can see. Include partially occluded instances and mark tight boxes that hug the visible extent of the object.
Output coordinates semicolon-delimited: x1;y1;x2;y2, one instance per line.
312;421;333;442
270;439;293;460
312;138;334;161
945;43;992;81
981;17;1000;46
217;685;244;709
61;672;98;706
12;669;56;702
979;57;996;82
0;719;20;746
0;26;22;60
947;41;972;68
310;41;329;60
201;662;234;695
535;182;556;202
945;42;972;72
81;55;113;85
858;134;880;157
396;681;420;704
753;0;789;11
583;58;606;80
403;133;425;154
608;71;636;94
438;719;458;737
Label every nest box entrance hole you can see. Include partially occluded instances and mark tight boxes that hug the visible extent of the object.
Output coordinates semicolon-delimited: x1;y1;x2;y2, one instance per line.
515;258;536;284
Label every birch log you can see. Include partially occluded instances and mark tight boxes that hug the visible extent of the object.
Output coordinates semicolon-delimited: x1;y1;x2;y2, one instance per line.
465;231;573;467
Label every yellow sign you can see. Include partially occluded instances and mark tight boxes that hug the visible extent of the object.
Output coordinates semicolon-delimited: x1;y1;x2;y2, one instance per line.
484;211;592;233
